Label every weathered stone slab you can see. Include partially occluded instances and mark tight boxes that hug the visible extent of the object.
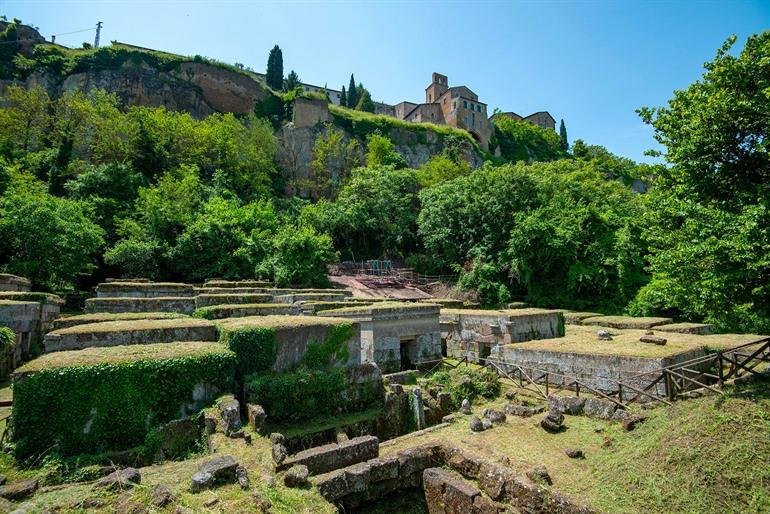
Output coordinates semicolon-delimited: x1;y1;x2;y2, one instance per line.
280;435;379;475
195;294;273;308
655;322;714;335
582;316;673;330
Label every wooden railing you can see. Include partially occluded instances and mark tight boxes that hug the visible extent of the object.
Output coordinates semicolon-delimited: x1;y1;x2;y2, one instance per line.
480;337;770;407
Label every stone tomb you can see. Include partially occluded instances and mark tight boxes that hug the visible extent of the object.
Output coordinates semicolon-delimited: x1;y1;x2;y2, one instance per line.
0;292;63;370
442;308;565;364
319;303;442;373
485;325;761;395
43;318;217;352
0;274;31;292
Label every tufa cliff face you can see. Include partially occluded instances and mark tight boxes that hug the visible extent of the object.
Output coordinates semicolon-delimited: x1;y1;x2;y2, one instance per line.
26;58;271;119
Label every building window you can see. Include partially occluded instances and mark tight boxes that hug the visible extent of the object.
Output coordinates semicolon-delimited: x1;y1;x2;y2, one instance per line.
477;105;481;112
463;100;468;109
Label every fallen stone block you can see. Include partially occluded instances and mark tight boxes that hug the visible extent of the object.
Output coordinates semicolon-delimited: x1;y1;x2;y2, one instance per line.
584;398;618;420
198;455;239;485
247;404;267;434
217;395;242;435
526;465;552;486
477;461;511;500
151;484;174;507
504;403;545;417
0;478;39;500
548;396;585;415
639;335;667;345
93;468;141;491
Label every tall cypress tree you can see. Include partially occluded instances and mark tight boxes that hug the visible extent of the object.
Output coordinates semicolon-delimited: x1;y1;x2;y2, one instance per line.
347;74;358;108
559;119;569;152
340;86;347;108
266;45;284;91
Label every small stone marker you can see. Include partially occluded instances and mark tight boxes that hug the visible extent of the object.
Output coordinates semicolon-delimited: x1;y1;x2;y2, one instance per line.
565;448;584;459
640;335;667;345
284;464;309;488
597;329;613;341
540;408;564;432
469;416;484;432
482;408;507;424
526;465;552;485
460;398;472;414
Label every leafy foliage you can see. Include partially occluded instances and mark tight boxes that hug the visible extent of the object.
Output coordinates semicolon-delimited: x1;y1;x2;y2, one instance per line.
633;32;770;332
300;164;420;261
0;185;104;291
262;225;338;287
424;367;501;407
11;342;236;460
492;115;565;162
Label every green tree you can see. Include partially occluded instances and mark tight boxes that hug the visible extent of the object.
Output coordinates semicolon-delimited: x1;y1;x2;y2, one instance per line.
309;125;361;198
0;187;104;291
356;88;375;113
300;165;421;260
506;160;647;312
492;115;565;162
416;153;471;188
632;32;770;332
365;133;408;169
559;119;568;152
266;45;284;91
262;225;338;287
347;74;358;108
283;70;300;92
170;197;278;282
417;163;540;270
339;86;347;108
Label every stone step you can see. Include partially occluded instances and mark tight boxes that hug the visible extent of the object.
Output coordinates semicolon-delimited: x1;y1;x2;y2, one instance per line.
43;318;217;352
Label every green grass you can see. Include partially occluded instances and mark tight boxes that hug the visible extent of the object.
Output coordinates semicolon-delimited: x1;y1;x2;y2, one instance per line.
16;341;228;372
46;317;214;336
329;104;480;150
53;311;189;329
216;315;354;330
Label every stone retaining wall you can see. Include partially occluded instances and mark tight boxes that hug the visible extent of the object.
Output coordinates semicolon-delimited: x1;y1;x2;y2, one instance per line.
0;274;31;292
195;304;300;319
194;294;273;308
314;442;593;513
273;293;349;304
95;282;196;298
85;297;196;314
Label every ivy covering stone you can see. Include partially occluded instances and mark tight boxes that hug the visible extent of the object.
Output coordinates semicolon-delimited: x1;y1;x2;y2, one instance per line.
11;341;236;460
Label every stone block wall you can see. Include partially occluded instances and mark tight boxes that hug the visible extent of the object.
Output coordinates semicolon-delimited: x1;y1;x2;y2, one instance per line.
278;435;379;475
95;282;196;298
442;309;565;363
85;297;196;314
321;304;442;373
314;442;593;513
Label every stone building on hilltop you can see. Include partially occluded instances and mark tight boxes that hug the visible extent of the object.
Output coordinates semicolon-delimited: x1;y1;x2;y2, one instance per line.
393;73;493;150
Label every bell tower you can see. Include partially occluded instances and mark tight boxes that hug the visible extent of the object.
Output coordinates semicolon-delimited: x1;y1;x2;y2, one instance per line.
426;72;448;104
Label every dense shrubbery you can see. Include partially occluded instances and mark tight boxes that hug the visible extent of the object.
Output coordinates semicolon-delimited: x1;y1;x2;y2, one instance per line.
491;114;566;162
424;367;501;407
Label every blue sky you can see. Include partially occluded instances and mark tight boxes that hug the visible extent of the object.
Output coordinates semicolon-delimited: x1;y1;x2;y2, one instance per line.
3;0;769;162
